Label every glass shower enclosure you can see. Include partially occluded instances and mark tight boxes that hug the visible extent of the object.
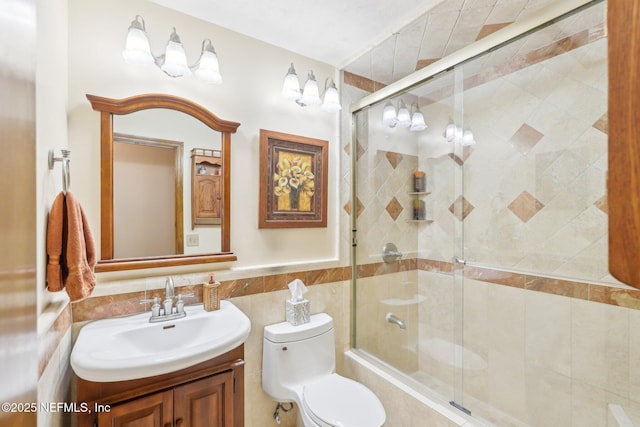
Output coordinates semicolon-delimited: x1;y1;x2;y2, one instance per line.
351;1;628;425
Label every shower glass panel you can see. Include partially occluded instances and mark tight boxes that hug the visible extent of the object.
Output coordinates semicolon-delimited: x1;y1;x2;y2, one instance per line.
352;1;609;426
459;2;608;425
352;68;461;406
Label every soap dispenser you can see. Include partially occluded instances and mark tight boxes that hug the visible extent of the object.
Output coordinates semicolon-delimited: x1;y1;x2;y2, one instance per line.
203;273;220;311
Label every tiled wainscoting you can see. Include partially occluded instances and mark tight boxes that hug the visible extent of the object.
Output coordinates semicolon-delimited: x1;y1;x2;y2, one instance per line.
39;255;640;426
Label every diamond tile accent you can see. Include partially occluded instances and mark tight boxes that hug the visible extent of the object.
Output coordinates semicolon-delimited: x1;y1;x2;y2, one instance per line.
356;141;366;161
385;197;403;221
509;124;544;155
593;113;608;135
476;23;512;40
416;58;439;71
385;152;404;169
448;146;474;166
344;197;365;218
344;140;366;161
594;195;608;214
508;191;545;222
448;196;474;221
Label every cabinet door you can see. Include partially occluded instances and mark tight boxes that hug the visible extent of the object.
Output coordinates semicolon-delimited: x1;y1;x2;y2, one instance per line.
193;175;221;225
173;371;234;427
97;390;172;427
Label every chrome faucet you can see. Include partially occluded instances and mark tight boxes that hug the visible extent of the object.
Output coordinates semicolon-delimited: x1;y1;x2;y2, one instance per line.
386;312;406;329
165;277;175;298
140;277;189;323
163;277;176;316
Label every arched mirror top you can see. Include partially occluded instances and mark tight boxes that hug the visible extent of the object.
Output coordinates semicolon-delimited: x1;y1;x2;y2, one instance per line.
87;93;240;272
86;93;240;133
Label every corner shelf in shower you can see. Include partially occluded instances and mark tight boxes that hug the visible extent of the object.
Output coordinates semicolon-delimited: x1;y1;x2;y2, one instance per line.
408;191;431;223
381;294;426;307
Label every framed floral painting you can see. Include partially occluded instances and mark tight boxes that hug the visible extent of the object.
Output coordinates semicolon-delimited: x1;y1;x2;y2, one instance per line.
258;129;328;228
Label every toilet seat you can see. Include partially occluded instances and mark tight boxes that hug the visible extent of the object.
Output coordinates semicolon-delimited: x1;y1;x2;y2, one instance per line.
302;374;386;427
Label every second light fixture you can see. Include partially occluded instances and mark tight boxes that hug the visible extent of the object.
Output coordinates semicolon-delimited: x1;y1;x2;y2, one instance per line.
382;100;427;131
282;63;342;113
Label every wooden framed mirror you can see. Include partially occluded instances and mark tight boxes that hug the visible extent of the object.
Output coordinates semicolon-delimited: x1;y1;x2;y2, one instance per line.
87;93;240;272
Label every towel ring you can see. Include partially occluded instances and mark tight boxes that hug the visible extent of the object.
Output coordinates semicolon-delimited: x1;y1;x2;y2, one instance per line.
48;149;71;194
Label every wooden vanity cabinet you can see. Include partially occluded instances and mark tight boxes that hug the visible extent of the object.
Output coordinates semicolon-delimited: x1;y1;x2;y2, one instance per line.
76;345;244;427
191;149;223;228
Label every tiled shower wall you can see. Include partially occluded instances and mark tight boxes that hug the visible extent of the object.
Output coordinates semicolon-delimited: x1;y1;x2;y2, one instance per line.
421;15;609;282
349;2;640;426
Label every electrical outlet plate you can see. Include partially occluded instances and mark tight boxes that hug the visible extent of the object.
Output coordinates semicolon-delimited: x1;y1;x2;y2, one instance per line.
186;234;199;247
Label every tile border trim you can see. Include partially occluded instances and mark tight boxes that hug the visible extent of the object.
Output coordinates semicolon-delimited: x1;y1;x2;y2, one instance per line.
71;255;640;325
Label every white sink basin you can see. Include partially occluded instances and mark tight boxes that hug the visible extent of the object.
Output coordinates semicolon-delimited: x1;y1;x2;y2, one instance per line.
71;300;251;382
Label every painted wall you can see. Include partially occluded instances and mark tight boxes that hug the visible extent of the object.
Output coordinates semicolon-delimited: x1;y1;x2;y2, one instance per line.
67;0;341;275
36;0;74;426
36;0;344;424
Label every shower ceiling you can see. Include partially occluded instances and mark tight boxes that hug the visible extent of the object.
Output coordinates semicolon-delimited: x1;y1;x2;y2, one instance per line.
153;0;582;85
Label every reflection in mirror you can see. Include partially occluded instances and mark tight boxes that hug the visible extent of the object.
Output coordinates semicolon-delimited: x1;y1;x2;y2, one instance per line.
87;93;240;272
113;133;184;258
113;109;223;257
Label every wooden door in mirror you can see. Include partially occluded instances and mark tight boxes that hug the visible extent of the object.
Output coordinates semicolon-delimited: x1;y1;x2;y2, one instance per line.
86;93;240;272
608;0;640;288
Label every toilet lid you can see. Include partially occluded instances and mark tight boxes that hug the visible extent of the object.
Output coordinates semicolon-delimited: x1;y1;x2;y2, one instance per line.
302;374;385;427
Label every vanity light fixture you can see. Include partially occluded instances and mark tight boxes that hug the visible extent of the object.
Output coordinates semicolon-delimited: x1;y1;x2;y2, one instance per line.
444;123;476;146
382;101;428;131
122;15;222;84
281;63;342;112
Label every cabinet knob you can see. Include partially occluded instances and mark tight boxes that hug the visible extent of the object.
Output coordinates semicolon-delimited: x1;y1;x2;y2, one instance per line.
175;419;184;427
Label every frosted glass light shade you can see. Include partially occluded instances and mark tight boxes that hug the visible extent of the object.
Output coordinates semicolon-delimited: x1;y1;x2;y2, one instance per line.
410;110;427;131
194;41;222;84
122;25;154;64
445;123;463;141
322;79;341;112
382;102;398;127
161;29;190;77
299;71;321;106
396;101;411;128
282;63;301;100
462;130;476;146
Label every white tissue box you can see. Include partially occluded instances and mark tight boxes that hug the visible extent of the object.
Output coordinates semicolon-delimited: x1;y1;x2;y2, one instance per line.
286;299;310;326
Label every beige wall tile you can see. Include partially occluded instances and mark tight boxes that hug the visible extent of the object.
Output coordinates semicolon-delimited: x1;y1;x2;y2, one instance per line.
629;309;640;404
525;290;571;376
571;299;630;397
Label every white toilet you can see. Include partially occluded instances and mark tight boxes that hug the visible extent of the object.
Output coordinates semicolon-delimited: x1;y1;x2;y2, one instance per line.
262;313;386;427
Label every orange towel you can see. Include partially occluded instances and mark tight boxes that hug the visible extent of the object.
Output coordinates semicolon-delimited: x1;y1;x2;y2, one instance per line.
46;191;96;302
64;192;96;302
46;192;67;292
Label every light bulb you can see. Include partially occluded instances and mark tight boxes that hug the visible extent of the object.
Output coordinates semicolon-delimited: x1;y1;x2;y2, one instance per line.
322;79;341;112
410;110;427;131
382;102;398;127
299;71;321;106
282;63;301;100
160;28;190;77
194;40;222;84
396;101;411;128
122;16;154;65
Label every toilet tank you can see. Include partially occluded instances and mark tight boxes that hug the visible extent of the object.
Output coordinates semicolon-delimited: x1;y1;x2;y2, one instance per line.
262;313;336;401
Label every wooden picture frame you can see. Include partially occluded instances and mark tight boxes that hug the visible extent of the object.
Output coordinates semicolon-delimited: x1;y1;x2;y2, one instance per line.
259;129;328;228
